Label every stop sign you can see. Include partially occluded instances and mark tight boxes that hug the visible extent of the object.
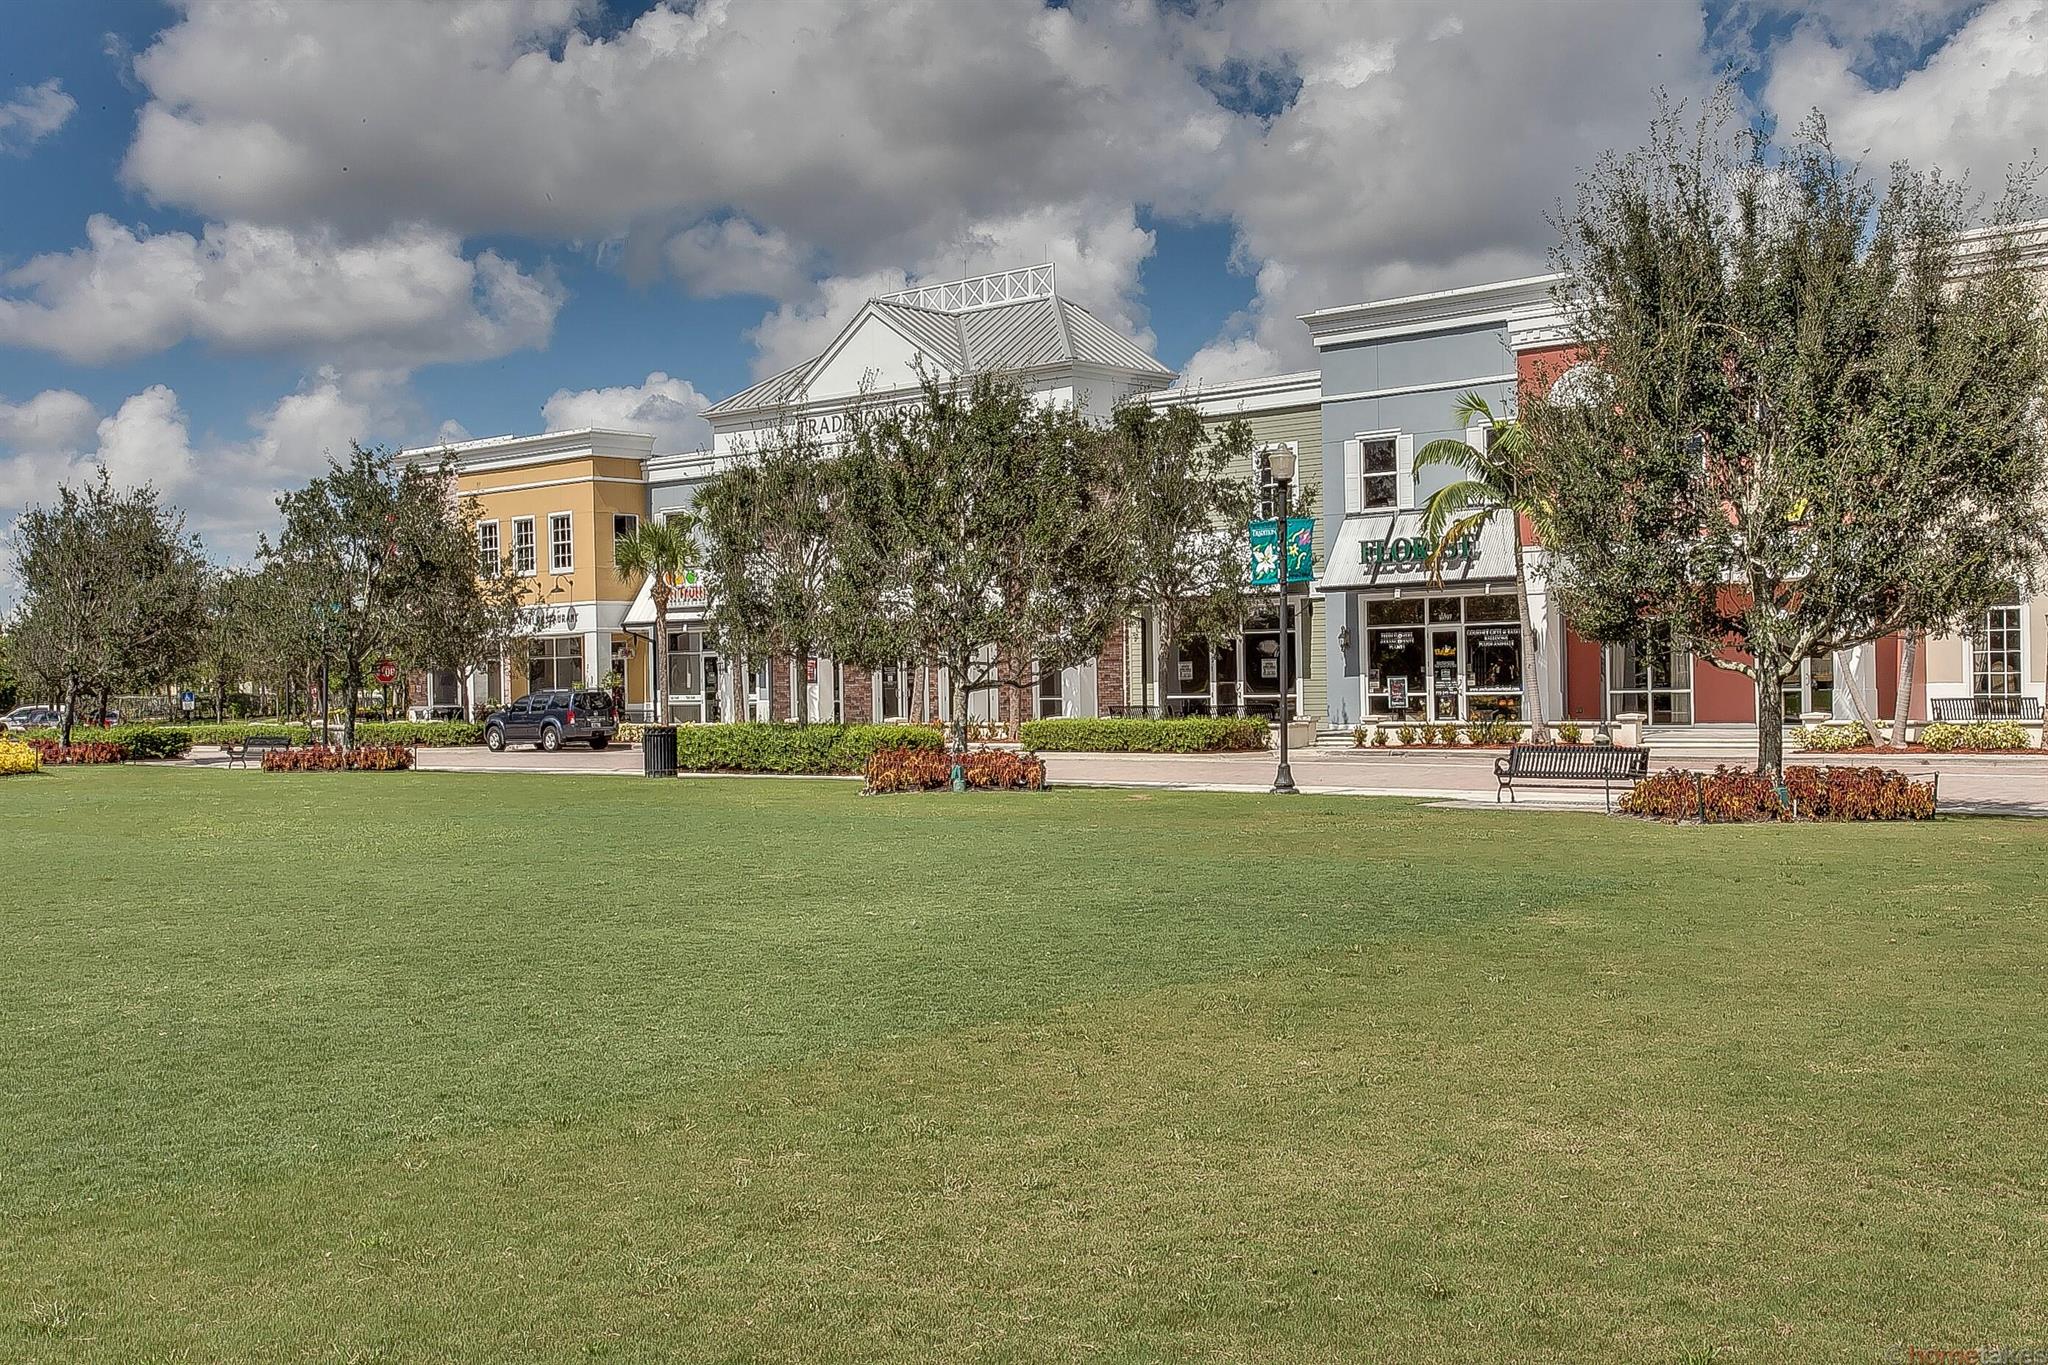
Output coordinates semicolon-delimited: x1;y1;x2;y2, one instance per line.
374;658;398;685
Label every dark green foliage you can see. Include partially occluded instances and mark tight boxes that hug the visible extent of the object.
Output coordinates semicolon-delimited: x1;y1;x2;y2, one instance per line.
673;722;943;774
1017;716;1270;753
1523;93;2048;774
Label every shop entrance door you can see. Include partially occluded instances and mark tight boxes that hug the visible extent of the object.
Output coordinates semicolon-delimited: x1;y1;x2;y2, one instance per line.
1429;627;1463;721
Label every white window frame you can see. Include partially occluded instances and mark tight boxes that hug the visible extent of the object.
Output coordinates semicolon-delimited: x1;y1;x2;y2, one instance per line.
1972;604;2025;700
511;516;537;577
549;512;574;574
476;520;500;575
614;513;639;555
1344;431;1407;514
1254;441;1299;521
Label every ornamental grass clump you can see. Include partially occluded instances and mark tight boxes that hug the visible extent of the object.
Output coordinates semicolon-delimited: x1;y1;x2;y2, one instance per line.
260;745;415;772
26;739;130;765
1622;765;1937;823
863;747;1046;793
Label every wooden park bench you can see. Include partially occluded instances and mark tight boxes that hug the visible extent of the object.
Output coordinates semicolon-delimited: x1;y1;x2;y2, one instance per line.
221;733;295;768
1494;743;1652;812
1929;696;2043;723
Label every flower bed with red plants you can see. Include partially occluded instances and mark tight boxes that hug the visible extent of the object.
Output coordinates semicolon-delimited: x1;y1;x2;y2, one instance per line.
26;739;131;765
1622;765;1937;823
260;744;415;773
864;746;1046;793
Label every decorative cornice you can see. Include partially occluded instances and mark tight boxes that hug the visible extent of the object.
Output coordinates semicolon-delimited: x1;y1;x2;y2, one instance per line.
1300;274;1561;348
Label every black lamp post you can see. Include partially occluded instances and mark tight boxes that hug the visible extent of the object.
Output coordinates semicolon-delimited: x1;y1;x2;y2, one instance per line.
1269;447;1299;795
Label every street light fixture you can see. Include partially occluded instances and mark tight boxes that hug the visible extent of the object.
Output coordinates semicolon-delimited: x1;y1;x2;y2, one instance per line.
1267;447;1299;795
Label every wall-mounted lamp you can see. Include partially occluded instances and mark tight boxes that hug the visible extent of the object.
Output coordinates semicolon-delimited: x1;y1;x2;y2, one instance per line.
1338;625;1352;650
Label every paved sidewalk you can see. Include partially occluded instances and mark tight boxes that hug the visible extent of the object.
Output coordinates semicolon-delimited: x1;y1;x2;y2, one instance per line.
392;742;2046;815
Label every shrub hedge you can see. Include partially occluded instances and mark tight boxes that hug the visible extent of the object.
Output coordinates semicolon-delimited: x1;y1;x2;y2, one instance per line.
668;722;944;774
1919;720;2033;752
1622;764;1937;822
16;725;195;759
0;738;42;775
864;746;1046;793
1017;716;1269;753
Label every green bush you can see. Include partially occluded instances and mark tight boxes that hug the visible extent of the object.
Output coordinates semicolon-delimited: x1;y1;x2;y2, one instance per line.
1016;716;1270;754
1920;720;2031;751
669;722;943;774
164;722;313;747
1556;721;1583;744
352;721;483;747
1798;723;1866;753
15;724;196;759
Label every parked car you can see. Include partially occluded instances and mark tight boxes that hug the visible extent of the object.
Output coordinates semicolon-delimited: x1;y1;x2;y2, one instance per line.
482;689;618;752
0;705;60;732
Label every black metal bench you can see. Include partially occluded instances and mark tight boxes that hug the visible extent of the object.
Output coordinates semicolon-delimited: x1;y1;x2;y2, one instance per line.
222;734;295;768
1494;743;1651;811
1930;696;2042;723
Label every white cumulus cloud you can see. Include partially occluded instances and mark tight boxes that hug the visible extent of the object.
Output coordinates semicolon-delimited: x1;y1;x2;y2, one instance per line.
541;372;713;452
0;217;563;366
0;80;75;155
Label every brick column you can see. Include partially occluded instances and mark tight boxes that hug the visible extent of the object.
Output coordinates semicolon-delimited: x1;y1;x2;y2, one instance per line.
843;666;874;722
1095;620;1127;716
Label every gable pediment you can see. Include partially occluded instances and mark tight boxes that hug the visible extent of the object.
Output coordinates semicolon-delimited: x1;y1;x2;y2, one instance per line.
801;306;962;403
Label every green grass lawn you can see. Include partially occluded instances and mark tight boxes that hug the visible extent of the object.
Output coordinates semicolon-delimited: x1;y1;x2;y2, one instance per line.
2;767;2044;1361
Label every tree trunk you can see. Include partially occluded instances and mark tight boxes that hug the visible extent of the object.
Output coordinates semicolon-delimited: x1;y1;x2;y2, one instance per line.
948;667;970;792
652;594;670;726
796;643;811;728
60;669;77;748
1511;540;1546;735
1891;630;1918;748
1153;607;1173;718
342;656;361;752
1754;674;1786;778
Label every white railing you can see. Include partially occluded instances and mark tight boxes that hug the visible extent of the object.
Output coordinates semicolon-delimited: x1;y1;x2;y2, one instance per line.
880;264;1055;313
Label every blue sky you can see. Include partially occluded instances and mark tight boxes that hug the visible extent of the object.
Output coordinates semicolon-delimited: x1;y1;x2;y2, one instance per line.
0;0;2031;573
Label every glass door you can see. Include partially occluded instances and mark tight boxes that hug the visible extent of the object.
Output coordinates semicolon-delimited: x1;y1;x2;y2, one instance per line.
1428;628;1463;721
1781;655;1835;721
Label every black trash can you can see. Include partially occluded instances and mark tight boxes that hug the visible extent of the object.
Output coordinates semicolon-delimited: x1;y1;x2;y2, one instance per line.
641;724;678;778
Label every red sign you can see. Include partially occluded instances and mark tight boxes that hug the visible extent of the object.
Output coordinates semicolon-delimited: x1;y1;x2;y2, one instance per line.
805;658;818;683
374;658;398;685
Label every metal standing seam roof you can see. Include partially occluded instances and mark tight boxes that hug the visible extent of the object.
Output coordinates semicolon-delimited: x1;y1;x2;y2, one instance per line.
704;290;1174;418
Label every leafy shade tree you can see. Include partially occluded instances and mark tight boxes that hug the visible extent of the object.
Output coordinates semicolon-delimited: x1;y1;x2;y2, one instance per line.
695;413;840;725
1104;403;1261;715
10;469;206;745
831;374;1129;767
1521;99;2048;775
196;567;262;721
612;517;698;726
0;623;20;711
267;444;496;751
1417;394;1550;733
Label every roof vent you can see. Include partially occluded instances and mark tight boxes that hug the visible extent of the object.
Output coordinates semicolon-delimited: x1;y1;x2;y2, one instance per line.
878;264;1055;313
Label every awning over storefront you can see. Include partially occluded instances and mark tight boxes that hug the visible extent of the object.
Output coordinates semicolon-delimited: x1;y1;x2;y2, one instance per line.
621;569;712;629
1321;511;1518;593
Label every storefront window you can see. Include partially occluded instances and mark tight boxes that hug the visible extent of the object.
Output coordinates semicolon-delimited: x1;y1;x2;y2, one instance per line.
528;636;583;692
1973;605;2023;699
1169;637;1213;714
1428;597;1462;624
1362;592;1525;721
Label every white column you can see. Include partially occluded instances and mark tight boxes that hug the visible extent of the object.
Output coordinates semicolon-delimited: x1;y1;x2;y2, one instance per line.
1521;549;1567;723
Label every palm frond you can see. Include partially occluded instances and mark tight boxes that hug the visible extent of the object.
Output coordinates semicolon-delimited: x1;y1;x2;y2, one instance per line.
1418;478;1501;540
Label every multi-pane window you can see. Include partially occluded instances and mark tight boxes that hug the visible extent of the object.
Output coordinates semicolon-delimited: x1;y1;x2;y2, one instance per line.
1255;444;1299;520
1973;605;2023;699
527;636;583;692
1358;436;1398;510
476;520;500;575
878;663;907;720
511;517;536;576
614;513;639;556
549;513;573;574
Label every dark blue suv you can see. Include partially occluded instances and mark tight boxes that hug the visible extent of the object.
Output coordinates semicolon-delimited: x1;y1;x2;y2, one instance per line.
483;689;618;752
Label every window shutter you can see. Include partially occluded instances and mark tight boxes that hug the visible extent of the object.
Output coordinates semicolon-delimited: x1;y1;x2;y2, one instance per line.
1395;433;1415;510
1343;437;1362;515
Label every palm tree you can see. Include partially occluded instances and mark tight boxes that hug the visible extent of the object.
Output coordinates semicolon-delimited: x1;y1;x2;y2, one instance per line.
613;517;698;726
1415;393;1552;735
